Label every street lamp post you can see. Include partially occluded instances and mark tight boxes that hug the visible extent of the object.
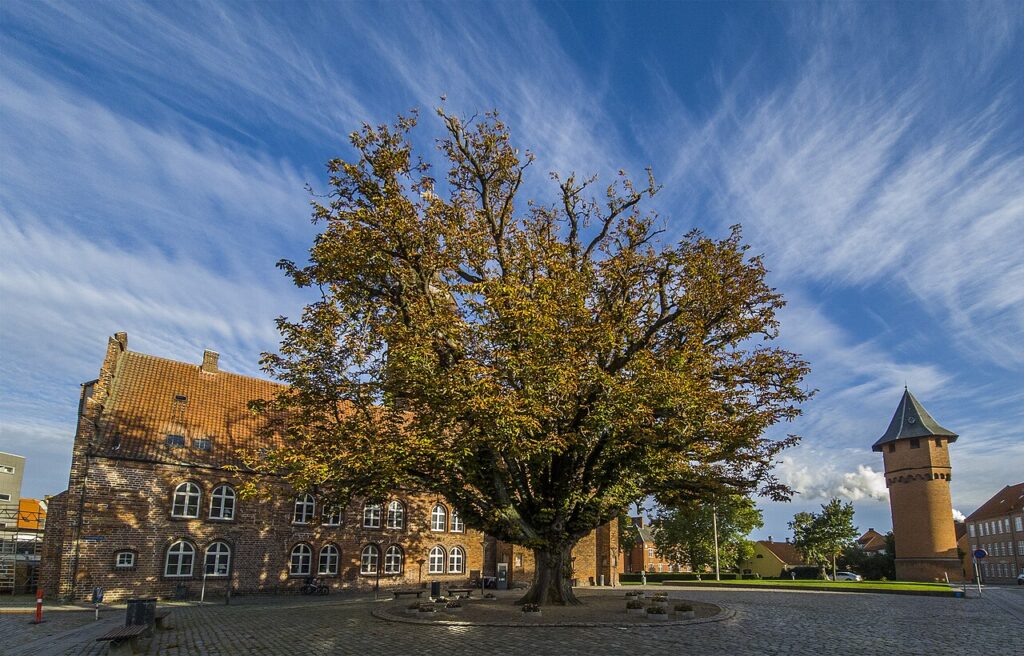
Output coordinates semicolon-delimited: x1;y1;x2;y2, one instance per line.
374;540;383;593
712;503;721;581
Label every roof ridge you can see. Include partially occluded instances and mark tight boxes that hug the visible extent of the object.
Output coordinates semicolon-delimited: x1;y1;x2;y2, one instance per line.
123;350;283;387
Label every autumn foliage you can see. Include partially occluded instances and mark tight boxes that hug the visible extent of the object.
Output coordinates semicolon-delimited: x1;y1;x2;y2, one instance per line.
254;110;811;604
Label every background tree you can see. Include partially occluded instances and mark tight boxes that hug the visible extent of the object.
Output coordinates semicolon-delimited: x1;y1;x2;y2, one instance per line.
840;532;896;580
250;109;811;605
789;499;859;579
653;495;763;574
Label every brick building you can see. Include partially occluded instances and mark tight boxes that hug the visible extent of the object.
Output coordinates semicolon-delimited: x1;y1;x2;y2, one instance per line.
873;388;963;581
964;483;1024;584
620;516;686;574
40;333;617;601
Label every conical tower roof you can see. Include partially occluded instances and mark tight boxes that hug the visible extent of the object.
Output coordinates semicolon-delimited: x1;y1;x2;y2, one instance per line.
872;388;958;452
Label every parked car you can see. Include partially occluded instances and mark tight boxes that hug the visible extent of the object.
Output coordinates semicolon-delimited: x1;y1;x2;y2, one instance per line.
1017;571;1023;585
830;571;863;581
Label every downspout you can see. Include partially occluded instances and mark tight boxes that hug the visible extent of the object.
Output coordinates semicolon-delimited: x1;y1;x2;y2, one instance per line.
67;447;91;603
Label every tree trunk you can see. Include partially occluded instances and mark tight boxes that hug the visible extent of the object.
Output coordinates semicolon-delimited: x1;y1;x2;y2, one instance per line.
517;544;581;606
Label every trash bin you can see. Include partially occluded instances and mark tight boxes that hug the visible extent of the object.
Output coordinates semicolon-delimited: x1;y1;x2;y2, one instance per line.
598;575;605;586
125;598;157;627
430;581;441;599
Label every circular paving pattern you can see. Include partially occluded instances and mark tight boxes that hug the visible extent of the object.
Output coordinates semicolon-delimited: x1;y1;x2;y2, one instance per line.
371;589;732;627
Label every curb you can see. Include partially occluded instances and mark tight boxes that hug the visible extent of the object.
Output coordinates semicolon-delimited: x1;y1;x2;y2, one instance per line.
661;582;959;597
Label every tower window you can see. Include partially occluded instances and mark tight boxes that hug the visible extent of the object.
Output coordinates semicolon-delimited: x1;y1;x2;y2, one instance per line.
934;438;942;447
909;438;920;449
887;443;895;453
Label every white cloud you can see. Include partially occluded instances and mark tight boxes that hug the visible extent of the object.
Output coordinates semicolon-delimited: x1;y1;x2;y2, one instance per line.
952;509;966;523
777;454;889;503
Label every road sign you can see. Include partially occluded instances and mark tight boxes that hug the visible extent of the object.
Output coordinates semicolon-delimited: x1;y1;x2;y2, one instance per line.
973;549;988;559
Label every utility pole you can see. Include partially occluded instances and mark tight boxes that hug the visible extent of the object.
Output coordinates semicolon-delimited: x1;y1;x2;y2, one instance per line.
713;503;721;581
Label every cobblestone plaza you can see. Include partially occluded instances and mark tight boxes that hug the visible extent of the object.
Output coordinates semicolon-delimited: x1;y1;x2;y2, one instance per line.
5;587;1023;656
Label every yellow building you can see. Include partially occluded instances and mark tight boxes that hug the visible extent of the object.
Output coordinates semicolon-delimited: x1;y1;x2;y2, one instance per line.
740;539;807;578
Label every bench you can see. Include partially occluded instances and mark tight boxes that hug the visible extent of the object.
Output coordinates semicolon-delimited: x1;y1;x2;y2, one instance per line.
96;624;149;655
392;589;425;600
446;587;474;599
154;608;172;629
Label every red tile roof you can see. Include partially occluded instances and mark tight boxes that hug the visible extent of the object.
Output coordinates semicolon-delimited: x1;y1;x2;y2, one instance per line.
965;483;1024;522
757;540;805;565
94;351;285;468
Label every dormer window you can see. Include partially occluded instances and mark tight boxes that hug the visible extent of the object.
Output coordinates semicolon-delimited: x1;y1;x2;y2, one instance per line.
909;438;920;449
192;438;212;451
174;394;188;402
165;434;186;448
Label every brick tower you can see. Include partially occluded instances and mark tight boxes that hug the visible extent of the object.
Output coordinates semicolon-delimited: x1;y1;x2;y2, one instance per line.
873;388;962;581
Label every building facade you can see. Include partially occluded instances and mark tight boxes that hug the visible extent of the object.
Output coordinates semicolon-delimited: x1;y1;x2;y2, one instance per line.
40;333;616;601
873;388;962;582
619;517;686;574
740;538;807;578
964;483;1024;584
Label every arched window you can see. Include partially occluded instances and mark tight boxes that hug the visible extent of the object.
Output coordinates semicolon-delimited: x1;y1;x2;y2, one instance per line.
205;541;231;576
363;502;382;528
448;546;465;574
322;504;342;526
384;545;403;574
428;546;446;574
293;494;315;524
164;540;195;577
386;501;405;530
319;544;340;576
209;484;235;520
290;544;312;576
450;509;464;533
430;505;447;532
360;545;379;575
171;482;200;518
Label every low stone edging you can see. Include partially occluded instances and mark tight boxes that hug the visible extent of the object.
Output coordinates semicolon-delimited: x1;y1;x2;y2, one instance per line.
371;603;735;628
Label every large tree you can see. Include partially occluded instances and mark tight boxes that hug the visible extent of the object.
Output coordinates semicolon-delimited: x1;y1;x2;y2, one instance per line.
653;495;764;574
251;110;811;605
789;499;859;579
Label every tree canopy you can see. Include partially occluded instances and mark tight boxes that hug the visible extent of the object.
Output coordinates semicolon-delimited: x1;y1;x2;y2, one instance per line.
252;109;811;604
789;499;859;579
653;495;763;574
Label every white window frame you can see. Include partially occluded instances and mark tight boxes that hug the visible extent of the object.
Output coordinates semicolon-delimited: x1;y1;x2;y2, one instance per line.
968;523;976;538
293;494;315;524
164;540;195;577
115;551;135;569
171;482;201;518
1015;517;1023;532
209;484;236;520
384;545;403;574
448;546;464;574
205;541;231;577
430;505;447;532
386;501;405;530
429;546;446;574
0;465;15;474
363;502;382;528
290;544;313;576
322;504;342;527
0;493;10;502
319;544;340;576
450;510;464;533
360;545;379;575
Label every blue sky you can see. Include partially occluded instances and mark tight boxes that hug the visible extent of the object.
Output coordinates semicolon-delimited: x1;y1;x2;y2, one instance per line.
2;1;1021;539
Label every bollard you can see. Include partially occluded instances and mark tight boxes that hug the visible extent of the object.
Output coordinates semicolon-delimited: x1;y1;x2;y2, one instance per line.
34;588;43;624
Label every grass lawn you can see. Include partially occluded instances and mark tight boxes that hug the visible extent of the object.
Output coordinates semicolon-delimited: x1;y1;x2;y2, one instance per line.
620;579;953;593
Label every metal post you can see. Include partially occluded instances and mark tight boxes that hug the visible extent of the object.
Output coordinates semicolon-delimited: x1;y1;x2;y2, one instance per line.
201;567;208;603
34;588;43;624
712;504;721;581
973;557;982;597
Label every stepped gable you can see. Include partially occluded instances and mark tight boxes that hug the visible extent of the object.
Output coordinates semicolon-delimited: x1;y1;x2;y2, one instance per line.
871;387;958;452
93;349;285;468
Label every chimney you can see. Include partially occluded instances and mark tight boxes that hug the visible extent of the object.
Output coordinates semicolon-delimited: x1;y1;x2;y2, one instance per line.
868;528;874;532
631;516;644;528
785;537;790;543
114;331;128;351
201;349;219;373
768;536;772;542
